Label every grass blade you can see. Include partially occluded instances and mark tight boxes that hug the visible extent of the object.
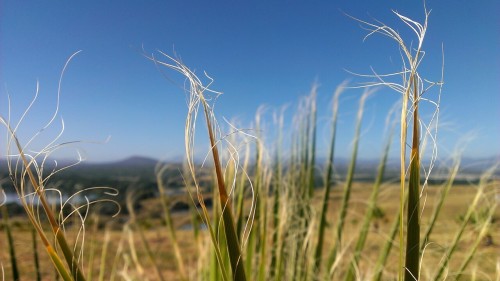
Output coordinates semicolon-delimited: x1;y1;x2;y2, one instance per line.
328;89;372;272
155;163;188;281
32;226;41;281
345;119;395;281
313;82;345;274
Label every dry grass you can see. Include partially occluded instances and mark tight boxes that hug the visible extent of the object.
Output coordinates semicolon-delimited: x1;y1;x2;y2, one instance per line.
2;182;498;281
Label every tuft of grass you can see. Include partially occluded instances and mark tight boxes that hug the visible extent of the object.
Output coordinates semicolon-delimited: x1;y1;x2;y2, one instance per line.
1;51;119;281
1;51;87;281
147;52;249;281
346;6;443;280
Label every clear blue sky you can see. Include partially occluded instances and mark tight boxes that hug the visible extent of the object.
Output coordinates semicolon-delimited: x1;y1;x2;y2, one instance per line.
1;1;499;162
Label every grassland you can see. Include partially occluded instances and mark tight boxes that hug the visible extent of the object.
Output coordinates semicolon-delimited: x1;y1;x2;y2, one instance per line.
1;5;499;281
1;182;498;280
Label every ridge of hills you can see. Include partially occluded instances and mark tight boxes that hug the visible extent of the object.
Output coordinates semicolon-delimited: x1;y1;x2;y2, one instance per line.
1;155;499;181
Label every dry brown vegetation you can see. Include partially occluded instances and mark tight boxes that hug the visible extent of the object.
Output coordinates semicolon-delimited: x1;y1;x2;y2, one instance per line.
2;182;498;280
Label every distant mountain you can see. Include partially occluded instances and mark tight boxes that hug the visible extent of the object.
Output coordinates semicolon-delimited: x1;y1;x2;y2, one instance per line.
102;156;161;167
1;154;498;183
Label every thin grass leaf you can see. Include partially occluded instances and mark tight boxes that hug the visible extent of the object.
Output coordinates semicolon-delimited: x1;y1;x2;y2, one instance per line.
155;163;188;281
455;201;496;280
432;165;496;280
345;118;396;281
313;82;346;275
32;226;41;281
97;227;110;281
328;89;372;272
372;195;405;281
269;105;286;280
421;156;460;251
126;189;165;281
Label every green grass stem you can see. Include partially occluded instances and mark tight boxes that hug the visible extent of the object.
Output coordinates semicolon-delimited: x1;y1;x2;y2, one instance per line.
421;157;460;251
155;163;188;280
345;120;395;281
432;166;497;280
328;89;371;272
313;82;345;274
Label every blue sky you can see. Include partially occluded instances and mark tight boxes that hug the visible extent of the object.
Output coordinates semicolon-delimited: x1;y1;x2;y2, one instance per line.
1;1;499;162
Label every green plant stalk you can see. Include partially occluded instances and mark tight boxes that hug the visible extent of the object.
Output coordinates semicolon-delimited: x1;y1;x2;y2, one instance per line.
182;160;202;254
156;165;188;280
109;225;127;281
258;173;272;281
126;190;165;281
2;204;20;281
215;167;232;280
273;107;289;281
9;132;84;281
125;224;144;275
300;102;311;198
137;224;166;281
372;197;404;281
245;138;262;278
253;111;270;281
328;90;370;270
456;204;496;280
201;100;247;281
97;228;110;281
210;243;220;281
197;171;229;281
398;88;409;281
292;90;317;281
86;214;99;281
307;89;318;198
275;235;286;281
47;245;75;281
313;83;344;274
405;80;421;281
432;169;492;280
14;203;73;281
421;158;460;251
270;107;284;279
345;124;394;281
257;194;268;281
236;142;250;239
32;226;42;281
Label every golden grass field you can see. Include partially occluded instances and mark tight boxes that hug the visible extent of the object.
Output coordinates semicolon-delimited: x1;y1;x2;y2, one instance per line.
2;182;498;281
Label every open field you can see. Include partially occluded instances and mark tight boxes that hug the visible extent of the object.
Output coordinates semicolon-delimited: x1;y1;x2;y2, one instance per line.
2;182;499;280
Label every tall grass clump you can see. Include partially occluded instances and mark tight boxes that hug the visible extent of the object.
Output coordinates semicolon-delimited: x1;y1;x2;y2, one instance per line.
347;6;443;280
0;51;118;281
146;52;252;281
